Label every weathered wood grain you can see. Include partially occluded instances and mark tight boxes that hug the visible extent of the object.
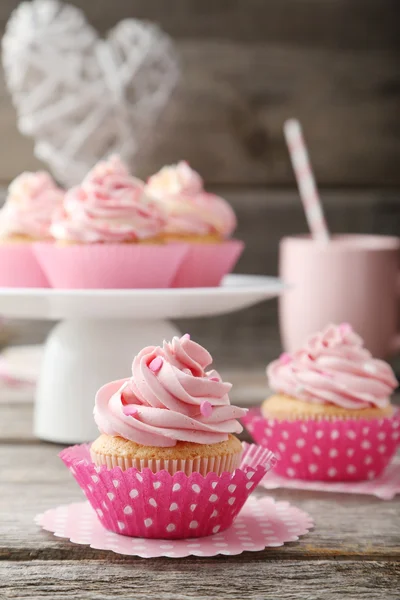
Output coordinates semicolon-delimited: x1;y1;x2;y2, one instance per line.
1;560;400;600
1;443;399;561
0;401;35;443
0;2;399;185
1;0;399;48
0;380;399;599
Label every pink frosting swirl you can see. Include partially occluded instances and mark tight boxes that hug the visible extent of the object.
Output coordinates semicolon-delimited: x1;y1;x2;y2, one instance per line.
51;155;166;243
267;324;398;409
145;162;237;237
0;171;64;239
94;335;246;447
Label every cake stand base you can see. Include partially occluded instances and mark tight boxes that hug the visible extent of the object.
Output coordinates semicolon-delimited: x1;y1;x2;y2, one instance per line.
34;319;181;444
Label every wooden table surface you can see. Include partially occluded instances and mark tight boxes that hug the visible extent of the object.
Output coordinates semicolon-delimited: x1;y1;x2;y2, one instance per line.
1;383;399;600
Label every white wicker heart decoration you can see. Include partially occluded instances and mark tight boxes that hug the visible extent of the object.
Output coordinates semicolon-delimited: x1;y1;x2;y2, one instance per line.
2;0;179;186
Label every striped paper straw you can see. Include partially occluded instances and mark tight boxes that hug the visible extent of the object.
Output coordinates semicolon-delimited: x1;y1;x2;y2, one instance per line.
284;119;330;243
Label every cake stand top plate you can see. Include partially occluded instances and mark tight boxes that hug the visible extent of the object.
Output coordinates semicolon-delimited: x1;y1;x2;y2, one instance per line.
0;274;284;320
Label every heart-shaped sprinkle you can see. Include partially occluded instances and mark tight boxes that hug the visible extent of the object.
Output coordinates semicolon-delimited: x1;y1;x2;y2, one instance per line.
279;352;292;365
200;401;212;417
149;356;163;373
123;404;138;416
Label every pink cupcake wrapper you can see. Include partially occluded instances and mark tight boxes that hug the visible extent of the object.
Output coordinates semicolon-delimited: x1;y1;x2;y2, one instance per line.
59;442;276;539
0;243;49;288
33;242;188;289
242;408;400;482
171;239;244;288
89;448;243;476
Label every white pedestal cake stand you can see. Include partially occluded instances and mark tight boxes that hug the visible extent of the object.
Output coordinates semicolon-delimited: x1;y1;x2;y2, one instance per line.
0;275;283;443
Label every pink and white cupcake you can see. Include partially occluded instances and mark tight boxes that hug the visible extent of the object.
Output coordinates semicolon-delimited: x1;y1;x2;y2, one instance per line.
243;324;400;481
146;162;244;287
60;335;275;539
51;155;165;245
146;161;236;243
33;156;187;288
0;171;63;242
0;171;63;287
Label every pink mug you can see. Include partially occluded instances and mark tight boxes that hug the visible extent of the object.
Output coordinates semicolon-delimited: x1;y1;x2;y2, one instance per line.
279;234;400;358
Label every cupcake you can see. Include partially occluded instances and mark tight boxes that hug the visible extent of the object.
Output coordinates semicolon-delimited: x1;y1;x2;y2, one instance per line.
145;161;236;243
145;162;244;287
33;155;187;288
0;171;63;242
243;324;400;481
91;334;246;475
0;171;63;287
60;335;275;539
51;155;165;245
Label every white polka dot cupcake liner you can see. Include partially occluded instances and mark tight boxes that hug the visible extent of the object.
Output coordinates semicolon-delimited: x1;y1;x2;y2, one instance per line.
59;442;275;539
243;409;400;482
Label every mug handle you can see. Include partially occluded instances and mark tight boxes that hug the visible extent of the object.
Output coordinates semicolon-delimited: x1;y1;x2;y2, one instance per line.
389;273;400;354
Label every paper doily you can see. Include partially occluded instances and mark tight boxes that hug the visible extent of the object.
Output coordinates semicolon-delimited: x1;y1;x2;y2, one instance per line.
35;496;313;558
261;456;400;500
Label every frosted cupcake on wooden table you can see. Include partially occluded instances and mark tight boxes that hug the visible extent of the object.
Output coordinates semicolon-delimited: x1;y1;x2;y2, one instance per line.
60;335;275;539
91;333;245;475
243;324;400;481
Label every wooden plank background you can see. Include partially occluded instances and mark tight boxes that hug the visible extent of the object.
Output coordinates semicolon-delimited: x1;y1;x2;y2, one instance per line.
0;0;399;186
